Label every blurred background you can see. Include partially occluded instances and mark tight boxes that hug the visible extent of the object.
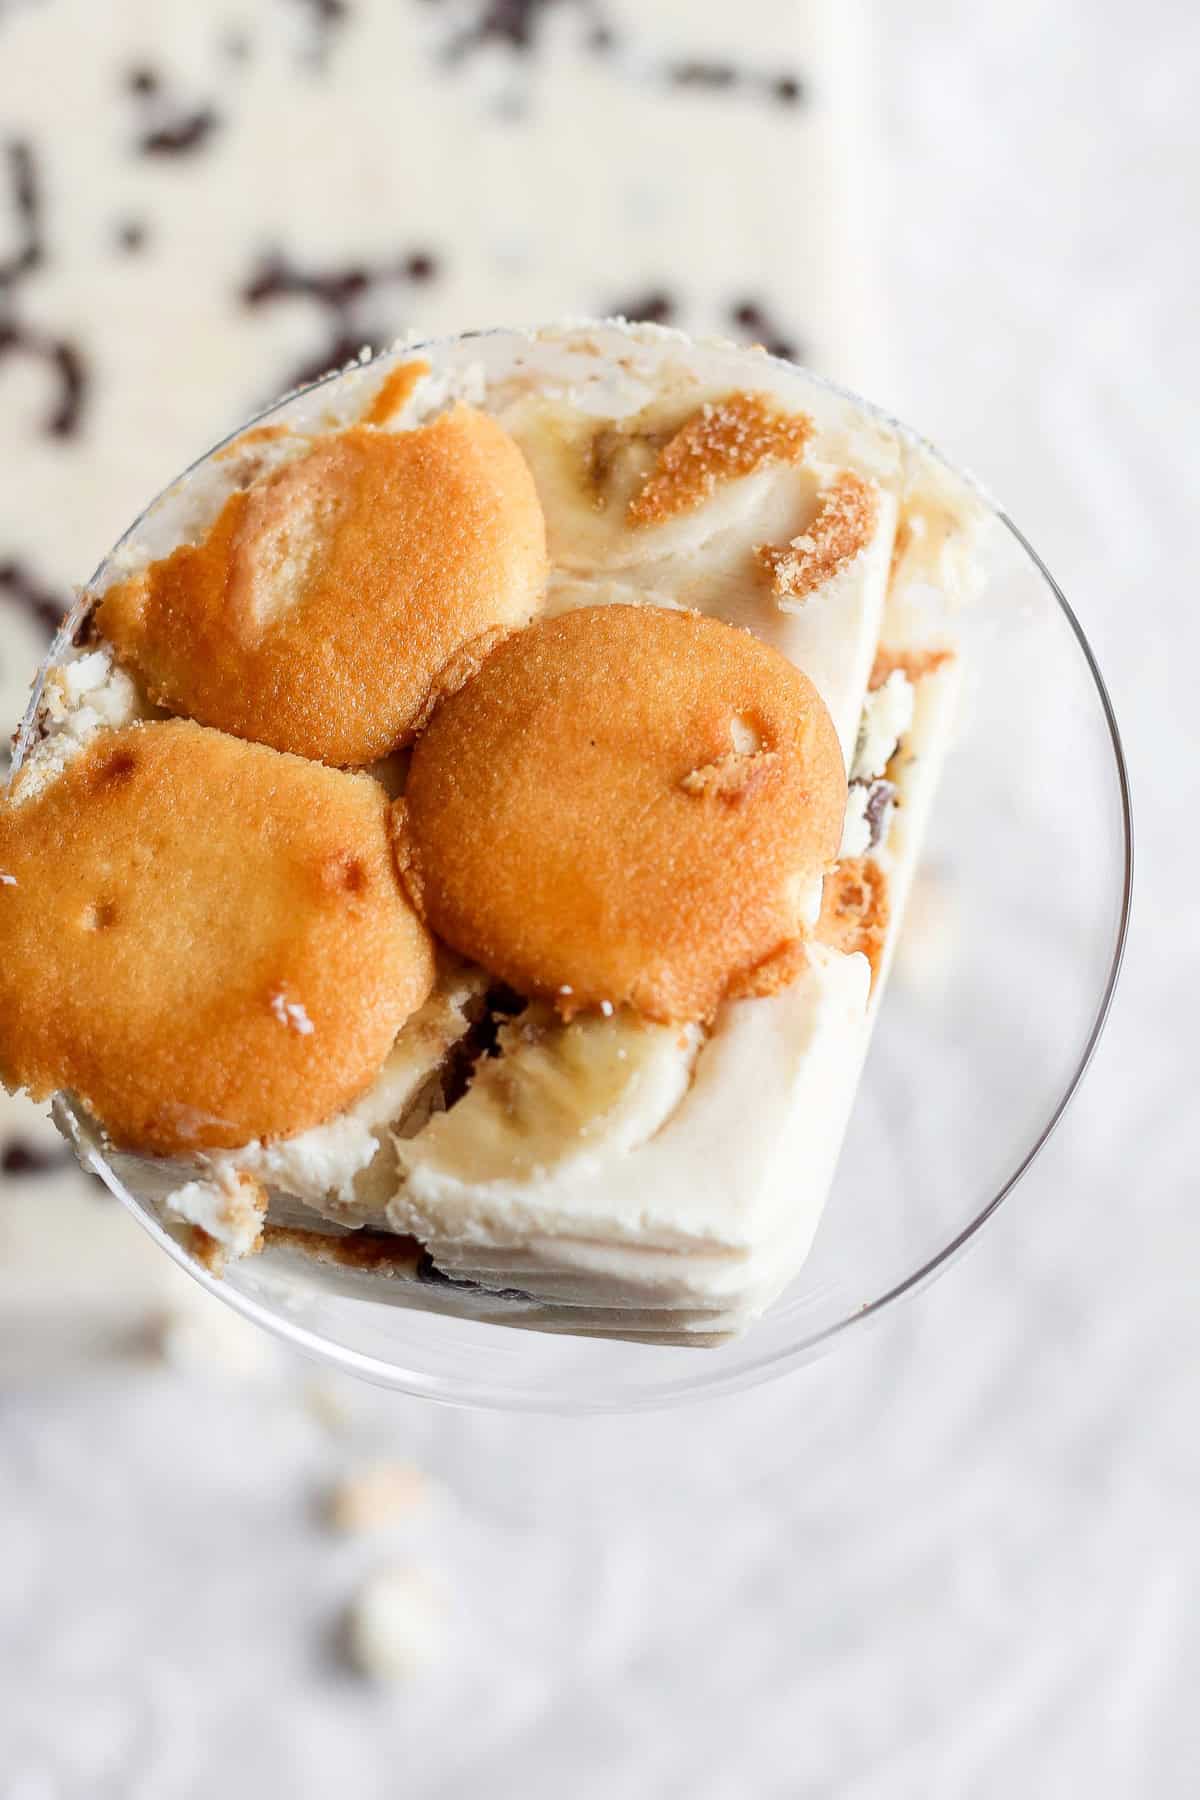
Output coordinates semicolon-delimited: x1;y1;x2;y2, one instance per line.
0;1;1194;1792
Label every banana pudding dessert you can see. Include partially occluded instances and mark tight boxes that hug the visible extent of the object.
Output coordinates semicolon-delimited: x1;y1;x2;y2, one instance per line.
0;323;985;1346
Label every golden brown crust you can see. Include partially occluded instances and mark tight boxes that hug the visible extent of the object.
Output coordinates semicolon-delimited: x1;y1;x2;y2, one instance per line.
361;358;430;426
724;936;811;1002
868;646;953;690
626;392;813;527
816;857;889;986
213;424;300;492
402;605;845;1022
0;720;435;1153
215;423;293;460
187;1226;228;1275
756;472;878;603
678;748;781;802
185;1172;268;1276
96;408;547;766
408;624;513;737
262;1223;423;1276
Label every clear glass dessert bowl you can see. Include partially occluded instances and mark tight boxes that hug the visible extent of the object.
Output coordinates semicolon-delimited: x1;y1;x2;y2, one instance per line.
10;327;1132;1413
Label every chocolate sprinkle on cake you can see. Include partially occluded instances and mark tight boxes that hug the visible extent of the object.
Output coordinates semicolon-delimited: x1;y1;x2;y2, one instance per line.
0;559;66;636
0;139;41;286
126;66;161;98
241;246;445;393
426;0;611;64
290;0;352;69
1;1137;73;1178
138;109;220;158
115;219;148;254
609;290;676;326
669;60;738;91
863;779;898;849
729;299;803;364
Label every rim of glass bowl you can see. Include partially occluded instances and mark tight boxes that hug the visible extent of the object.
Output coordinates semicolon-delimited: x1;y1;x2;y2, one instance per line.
10;325;1134;1414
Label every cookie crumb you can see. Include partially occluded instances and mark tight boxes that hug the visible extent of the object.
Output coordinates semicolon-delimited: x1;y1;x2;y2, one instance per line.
362;358;430;426
270;992;315;1035
816;858;889;986
345;1566;446;1681
680;748;779;802
329;1463;430;1533
868;645;953;690
757;472;877;605
628;392;812;526
167;1169;269;1274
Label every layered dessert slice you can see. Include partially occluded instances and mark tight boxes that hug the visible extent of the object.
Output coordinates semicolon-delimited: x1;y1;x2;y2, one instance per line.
0;323;985;1345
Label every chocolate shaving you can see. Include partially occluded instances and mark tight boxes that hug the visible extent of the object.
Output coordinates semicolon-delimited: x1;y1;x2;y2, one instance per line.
45;338;86;436
0;318;89;441
415;1250;533;1303
0;558;66;635
124;65;220;158
438;985;526;1110
0;143;90;437
404;250;439;283
668;59;806;110
289;0;352;66
862;779;897;850
608;290;676;325
0;141;41;287
243;253;371;311
139;110;220;157
241;246;444;395
669;60;738;90
437;0;571;59
425;0;611;64
71;605;98;648
2;1137;72;1178
115;219;148;254
279;328;379;394
729;299;802;364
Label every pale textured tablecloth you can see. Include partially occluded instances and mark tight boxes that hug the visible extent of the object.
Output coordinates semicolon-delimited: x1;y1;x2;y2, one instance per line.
1;2;1196;1793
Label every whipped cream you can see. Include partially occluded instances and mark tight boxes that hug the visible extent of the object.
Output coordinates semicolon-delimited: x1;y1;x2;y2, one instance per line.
13;644;139;804
851;671;914;781
164;1167;267;1270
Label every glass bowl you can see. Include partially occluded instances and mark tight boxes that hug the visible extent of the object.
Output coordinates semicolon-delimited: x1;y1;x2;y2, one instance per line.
12;327;1132;1414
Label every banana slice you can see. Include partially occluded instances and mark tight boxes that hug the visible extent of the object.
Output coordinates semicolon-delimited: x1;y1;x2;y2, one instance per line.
391;1006;701;1198
207;962;489;1226
501;391;819;578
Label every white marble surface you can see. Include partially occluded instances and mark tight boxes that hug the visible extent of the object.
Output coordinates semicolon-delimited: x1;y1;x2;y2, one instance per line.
1;1;1196;1793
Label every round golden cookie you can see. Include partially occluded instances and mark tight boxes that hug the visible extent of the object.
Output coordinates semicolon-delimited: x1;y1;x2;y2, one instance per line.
96;408;547;767
399;605;846;1021
0;720;435;1154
